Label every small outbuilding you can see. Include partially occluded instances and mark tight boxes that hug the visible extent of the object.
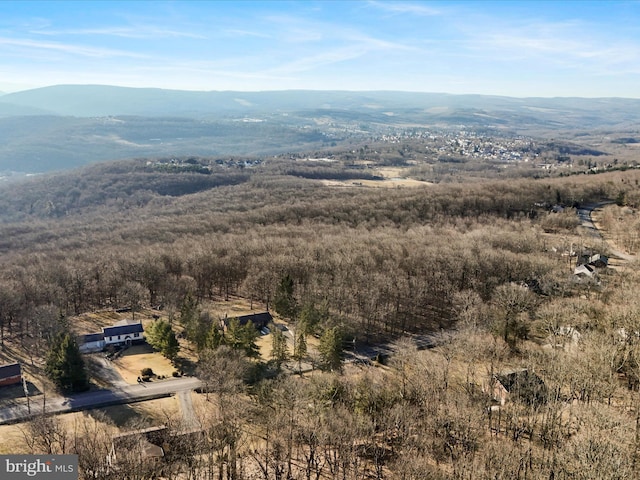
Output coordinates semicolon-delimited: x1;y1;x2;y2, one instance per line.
546;326;581;350
0;363;22;387
78;333;106;353
108;425;167;467
588;254;608;268
486;369;547;406
231;312;273;331
574;264;595;278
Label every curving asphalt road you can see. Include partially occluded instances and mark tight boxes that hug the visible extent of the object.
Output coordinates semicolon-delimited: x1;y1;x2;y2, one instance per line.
578;202;636;262
577;203;604;238
0;376;202;425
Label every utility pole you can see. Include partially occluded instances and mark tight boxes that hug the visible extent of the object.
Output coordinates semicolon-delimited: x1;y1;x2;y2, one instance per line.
22;376;30;415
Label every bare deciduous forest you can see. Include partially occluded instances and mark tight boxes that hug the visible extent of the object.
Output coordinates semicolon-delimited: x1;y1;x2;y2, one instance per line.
1;146;640;479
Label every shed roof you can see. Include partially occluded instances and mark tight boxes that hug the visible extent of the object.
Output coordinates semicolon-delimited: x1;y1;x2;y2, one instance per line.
496;369;547;405
574;264;595;277
0;363;21;379
589;254;608;266
79;333;105;344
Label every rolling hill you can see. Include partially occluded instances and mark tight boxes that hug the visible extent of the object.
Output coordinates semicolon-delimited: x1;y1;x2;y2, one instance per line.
1;85;640;173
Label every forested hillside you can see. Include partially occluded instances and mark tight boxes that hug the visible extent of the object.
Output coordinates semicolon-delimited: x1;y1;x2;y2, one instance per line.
1;157;640;478
2;87;640;172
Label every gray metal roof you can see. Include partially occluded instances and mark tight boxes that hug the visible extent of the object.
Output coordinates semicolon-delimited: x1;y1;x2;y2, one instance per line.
235;312;273;329
103;322;144;337
79;333;105;343
0;362;21;379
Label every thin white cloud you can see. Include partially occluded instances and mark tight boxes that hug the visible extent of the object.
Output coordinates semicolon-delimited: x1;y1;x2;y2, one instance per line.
459;17;640;76
31;26;206;40
346;32;416;52
222;29;271;39
262;14;334;43
259;33;415;77
367;1;442;16
263;12;415;52
266;45;370;75
0;37;148;58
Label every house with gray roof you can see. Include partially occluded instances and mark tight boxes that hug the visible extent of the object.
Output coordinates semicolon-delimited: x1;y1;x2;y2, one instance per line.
103;320;144;347
78;319;145;353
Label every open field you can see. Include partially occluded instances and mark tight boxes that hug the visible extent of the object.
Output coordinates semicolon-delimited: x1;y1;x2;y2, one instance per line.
112;344;176;384
321;177;430;188
201;296;269;321
320;166;432;188
71;308;165;336
255;332;278;362
0;395;180;454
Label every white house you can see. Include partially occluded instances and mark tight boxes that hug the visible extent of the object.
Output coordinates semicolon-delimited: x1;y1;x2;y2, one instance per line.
78;333;106;353
103;320;144;347
78;319;145;353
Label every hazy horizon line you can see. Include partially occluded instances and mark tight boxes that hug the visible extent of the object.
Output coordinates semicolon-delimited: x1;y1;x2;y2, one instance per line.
2;83;640;101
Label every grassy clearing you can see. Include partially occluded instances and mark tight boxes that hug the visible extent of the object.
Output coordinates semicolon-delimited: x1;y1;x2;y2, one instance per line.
0;423;28;453
255;333;276;362
122;396;180;426
0;396;181;454
71;308;166;335
321;178;429;188
318;166;432;189
112;344;176;384
201;296;268;320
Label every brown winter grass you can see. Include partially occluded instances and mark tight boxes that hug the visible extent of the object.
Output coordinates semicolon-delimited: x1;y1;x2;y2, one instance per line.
319;166;432;188
0;396;179;454
111;344;176;384
201;295;267;320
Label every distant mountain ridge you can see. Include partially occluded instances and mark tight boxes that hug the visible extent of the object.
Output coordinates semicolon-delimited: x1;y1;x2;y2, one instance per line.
2;85;640;122
1;85;640;173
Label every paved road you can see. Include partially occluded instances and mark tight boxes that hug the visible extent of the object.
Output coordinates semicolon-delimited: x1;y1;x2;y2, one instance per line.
177;390;200;430
578;202;636;262
577;203;605;238
0;376;202;425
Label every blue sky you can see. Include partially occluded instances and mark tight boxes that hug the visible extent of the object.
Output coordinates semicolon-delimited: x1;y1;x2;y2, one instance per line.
0;1;639;97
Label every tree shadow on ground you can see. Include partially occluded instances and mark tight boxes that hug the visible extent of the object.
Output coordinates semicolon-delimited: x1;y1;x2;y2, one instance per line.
87;404;149;429
0;381;41;402
172;356;195;376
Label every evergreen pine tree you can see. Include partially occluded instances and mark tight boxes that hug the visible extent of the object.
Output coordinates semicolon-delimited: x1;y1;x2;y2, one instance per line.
45;333;89;393
179;293;199;340
206;320;225;350
318;327;344;372
165;329;180;361
292;322;308;375
274;274;297;320
271;324;289;368
226;318;259;357
146;319;180;360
